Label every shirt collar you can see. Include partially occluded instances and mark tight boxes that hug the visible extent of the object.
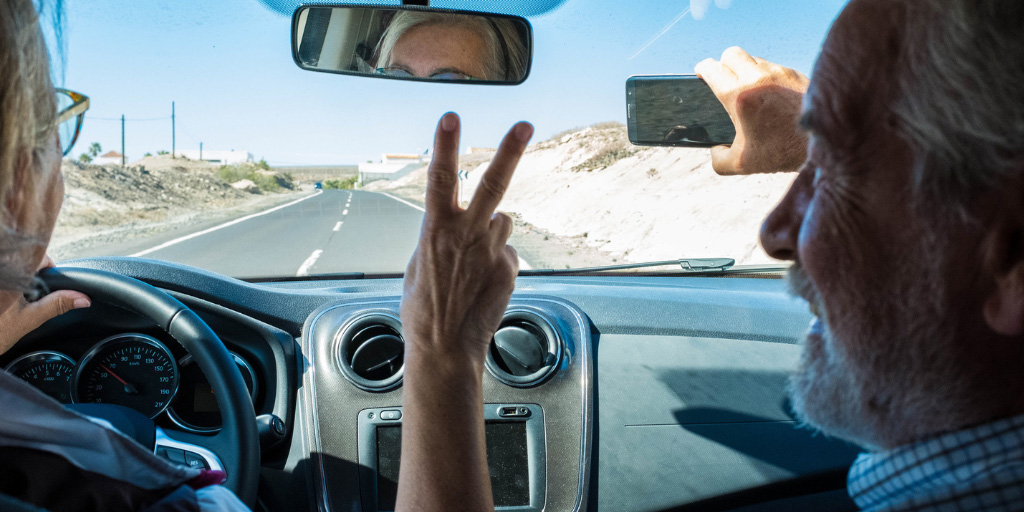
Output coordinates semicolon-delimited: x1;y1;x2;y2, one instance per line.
847;413;1024;511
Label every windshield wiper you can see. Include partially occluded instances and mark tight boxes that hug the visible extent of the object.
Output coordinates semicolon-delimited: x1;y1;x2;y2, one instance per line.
522;257;735;275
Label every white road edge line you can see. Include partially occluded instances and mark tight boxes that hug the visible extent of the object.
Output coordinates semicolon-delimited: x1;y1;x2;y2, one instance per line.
333;221;343;232
129;190;324;257
379;192;534;271
380;192;425;212
296;249;323;277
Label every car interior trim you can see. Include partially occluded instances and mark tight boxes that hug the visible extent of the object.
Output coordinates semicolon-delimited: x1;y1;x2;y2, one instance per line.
301;296;593;512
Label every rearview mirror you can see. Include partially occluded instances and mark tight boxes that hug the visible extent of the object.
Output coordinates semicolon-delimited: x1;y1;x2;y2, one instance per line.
291;5;532;85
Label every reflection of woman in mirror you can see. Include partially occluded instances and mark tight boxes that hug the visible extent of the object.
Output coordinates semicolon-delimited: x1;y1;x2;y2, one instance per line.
375;11;527;81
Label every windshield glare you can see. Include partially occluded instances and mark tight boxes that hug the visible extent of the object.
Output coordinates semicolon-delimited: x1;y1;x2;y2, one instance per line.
51;0;845;279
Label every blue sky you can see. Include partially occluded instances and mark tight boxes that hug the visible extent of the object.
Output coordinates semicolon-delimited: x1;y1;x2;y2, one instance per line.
59;0;846;165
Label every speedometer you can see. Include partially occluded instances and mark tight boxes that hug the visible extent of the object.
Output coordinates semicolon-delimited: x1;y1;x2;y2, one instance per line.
73;334;179;418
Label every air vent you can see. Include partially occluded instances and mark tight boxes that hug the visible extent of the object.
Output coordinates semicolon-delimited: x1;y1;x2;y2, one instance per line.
485;310;562;387
335;312;405;392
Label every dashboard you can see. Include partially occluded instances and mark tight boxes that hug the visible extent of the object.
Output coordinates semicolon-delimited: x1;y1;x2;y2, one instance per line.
1;257;863;511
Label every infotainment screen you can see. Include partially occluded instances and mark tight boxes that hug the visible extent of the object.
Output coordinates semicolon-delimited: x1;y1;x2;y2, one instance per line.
375;422;530;510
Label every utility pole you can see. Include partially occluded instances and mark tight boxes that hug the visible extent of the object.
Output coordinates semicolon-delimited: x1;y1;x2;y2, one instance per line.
121;114;125;167
171;101;176;158
200;142;203;161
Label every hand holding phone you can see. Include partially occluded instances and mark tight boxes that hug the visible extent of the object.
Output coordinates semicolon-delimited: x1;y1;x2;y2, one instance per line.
695;47;809;175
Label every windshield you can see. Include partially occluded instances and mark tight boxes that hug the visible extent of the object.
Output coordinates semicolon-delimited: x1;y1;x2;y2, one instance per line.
51;0;846;279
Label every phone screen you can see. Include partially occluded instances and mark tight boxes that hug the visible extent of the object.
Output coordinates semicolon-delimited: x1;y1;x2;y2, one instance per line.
626;75;736;147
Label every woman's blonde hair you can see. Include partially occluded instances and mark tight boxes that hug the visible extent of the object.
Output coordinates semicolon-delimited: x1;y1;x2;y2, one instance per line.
375;11;527;82
0;0;58;291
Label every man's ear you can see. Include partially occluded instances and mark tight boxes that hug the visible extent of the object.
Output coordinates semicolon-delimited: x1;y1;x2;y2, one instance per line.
983;213;1024;335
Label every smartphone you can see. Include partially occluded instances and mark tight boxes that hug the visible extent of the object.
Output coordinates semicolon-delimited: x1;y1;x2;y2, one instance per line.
626;74;736;147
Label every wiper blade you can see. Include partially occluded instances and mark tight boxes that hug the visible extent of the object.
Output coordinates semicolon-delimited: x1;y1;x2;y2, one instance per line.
523;258;735;275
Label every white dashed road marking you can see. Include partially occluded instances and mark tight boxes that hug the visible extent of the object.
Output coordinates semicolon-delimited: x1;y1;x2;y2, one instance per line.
296;249;323;277
333;221;343;232
342;209;349;215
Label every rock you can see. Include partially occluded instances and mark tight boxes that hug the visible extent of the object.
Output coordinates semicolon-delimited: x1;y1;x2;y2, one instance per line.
231;179;261;194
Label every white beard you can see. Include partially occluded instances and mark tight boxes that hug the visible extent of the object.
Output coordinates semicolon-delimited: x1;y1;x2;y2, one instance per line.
784;235;977;450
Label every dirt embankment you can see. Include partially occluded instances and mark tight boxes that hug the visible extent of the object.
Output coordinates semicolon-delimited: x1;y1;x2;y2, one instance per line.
58;158;246;229
51;156;306;260
367;123;796;268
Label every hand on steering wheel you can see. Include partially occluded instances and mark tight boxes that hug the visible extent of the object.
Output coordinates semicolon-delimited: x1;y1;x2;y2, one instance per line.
40;266;260;508
0;255;90;355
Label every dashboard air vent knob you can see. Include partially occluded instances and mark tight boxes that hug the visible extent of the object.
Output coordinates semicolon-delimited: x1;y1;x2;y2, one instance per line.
492;322;554;376
486;310;562;387
335;313;405;392
350;331;404;380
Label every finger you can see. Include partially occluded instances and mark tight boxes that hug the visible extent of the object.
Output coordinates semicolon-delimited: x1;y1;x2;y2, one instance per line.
695;58;738;99
425;112;461;215
710;145;743;175
467;122;533;223
37;254;55;271
504;245;520;278
403;248;419;281
21;290;90;331
721;46;762;81
489;212;514;244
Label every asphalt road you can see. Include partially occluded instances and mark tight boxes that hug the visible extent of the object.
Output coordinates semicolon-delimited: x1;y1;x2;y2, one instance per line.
128;189;425;279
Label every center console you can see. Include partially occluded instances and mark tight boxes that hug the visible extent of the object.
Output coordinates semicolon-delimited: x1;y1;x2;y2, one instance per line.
300;296;593;512
358;404;546;511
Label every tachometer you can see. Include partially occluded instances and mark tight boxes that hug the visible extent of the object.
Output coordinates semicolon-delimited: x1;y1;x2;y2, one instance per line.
73;334;179;418
4;351;76;404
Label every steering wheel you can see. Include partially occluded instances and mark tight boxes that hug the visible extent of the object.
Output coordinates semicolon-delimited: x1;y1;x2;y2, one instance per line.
39;266;259;507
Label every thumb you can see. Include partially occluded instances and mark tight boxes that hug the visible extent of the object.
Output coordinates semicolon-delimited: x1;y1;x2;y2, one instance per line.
710;144;741;176
23;290;91;329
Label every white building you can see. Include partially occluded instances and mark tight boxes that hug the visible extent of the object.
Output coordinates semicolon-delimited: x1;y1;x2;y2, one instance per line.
178;149;254;165
94;150;125;166
358;152;431;184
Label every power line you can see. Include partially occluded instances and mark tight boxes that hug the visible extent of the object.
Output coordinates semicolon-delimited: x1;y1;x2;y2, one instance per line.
86;115;170;122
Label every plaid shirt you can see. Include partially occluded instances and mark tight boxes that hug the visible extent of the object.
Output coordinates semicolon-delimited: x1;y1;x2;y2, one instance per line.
847;413;1024;511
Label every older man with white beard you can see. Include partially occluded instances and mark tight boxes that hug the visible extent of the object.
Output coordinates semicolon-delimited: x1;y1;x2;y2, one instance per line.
698;0;1024;509
393;0;1024;510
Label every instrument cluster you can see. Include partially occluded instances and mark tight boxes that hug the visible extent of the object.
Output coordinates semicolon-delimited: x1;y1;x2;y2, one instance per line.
4;332;257;433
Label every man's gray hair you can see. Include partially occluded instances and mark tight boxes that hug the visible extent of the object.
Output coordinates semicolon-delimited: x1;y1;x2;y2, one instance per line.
893;0;1024;216
375;10;527;82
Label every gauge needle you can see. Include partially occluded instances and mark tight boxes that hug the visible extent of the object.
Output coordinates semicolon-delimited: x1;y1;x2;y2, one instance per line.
101;365;139;395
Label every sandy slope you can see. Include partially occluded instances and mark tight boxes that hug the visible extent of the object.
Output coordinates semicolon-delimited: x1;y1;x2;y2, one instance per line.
368;124;796;266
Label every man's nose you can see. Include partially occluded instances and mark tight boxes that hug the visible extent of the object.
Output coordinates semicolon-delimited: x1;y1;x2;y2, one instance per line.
760;167;812;261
